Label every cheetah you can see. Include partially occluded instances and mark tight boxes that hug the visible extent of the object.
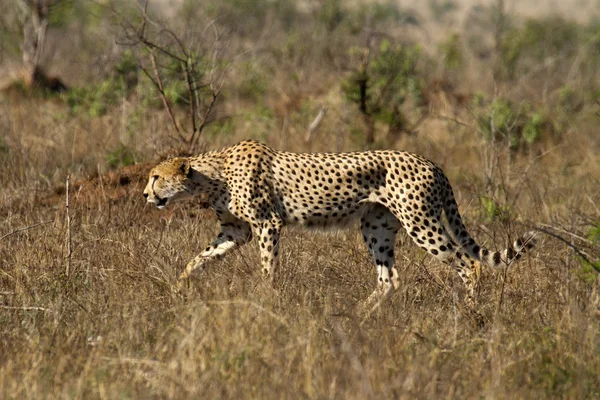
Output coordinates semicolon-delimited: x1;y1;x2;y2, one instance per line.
143;140;536;310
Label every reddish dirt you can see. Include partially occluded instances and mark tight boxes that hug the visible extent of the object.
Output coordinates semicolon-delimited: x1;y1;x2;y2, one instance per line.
42;162;152;207
37;162;212;218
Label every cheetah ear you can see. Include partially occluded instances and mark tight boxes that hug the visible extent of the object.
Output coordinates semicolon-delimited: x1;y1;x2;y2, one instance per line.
179;159;192;177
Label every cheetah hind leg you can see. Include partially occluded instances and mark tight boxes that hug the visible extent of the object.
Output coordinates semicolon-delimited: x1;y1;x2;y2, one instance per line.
360;265;400;320
358;204;401;320
254;219;282;282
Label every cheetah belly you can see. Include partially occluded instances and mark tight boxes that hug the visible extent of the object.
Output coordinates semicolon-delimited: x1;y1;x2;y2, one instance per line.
270;152;386;228
279;193;372;228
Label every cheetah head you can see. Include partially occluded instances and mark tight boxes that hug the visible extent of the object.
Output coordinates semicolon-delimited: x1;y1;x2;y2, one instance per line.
143;158;194;209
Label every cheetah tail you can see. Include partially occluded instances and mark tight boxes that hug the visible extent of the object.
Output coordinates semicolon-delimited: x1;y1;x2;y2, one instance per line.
476;231;538;268
440;175;537;267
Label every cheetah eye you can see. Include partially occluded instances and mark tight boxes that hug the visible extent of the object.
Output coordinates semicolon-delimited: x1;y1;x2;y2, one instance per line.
153;175;159;181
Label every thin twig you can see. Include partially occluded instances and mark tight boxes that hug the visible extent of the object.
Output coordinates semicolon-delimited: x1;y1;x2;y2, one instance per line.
0;305;53;312
529;224;596;268
183;59;197;138
189;24;222;151
66;174;72;278
128;26;187;63
190;89;219;152
434;114;475;130
0;221;52;241
537;223;594;246
497;259;509;312
304;106;328;142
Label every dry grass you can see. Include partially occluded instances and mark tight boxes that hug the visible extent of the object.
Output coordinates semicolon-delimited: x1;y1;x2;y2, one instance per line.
1;0;600;397
1;93;599;399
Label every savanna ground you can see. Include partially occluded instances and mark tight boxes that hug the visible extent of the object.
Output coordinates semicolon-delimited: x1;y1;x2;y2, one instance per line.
1;0;600;398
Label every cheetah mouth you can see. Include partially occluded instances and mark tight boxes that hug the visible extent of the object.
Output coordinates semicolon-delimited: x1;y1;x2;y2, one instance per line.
156;196;168;209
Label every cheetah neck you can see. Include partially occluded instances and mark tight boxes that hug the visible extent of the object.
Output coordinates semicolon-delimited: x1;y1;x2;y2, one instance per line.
188;149;227;182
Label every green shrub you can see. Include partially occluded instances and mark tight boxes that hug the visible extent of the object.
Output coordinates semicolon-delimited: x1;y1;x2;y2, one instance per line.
476;98;550;149
522;112;545;145
163;80;188;106
318;0;345;32
478;99;517;142
342;40;424;137
114;50;139;89
501;17;579;79
0;136;8;155
558;86;580;114
206;118;236;139
428;0;457;22
236;61;268;100
480;196;511;222
588;223;600;245
105;143;137;170
202;0;298;35
440;33;462;70
63;77;126;117
574;223;600;283
63;51;138;117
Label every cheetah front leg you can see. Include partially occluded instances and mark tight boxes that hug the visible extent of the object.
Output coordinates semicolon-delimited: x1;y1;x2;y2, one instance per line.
179;221;252;283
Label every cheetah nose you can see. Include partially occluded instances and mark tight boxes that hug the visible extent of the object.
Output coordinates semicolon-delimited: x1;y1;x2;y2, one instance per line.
143;192;148;199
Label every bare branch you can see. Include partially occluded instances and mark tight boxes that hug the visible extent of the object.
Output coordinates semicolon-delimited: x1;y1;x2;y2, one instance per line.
0;220;52;241
182;59;197;137
65;174;72;278
148;50;184;141
190;87;220;152
528;224;597;268
0;305;54;312
135;1;189;60
304;106;328;142
113;0;226;150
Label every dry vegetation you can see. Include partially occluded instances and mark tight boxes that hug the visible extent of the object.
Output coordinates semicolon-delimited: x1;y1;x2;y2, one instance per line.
1;0;600;398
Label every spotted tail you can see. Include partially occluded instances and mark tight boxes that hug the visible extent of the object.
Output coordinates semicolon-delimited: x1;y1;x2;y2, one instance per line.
440;176;536;268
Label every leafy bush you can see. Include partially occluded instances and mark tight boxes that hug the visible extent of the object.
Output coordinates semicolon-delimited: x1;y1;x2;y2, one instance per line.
63;51;138;117
576;223;600;284
476;98;550;149
522;112;545;145
480;196;511;222
428;0;457;22
104;143;137;169
236;61;269;100
342;40;424;140
588;223;600;245
114;50;139;90
501;17;579;79
202;0;298;35
440;33;462;70
206;118;236;139
557;86;580;114
63;77;126;117
318;0;345;32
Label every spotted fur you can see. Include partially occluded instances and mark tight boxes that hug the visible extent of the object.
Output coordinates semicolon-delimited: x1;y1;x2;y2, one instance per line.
143;140;536;308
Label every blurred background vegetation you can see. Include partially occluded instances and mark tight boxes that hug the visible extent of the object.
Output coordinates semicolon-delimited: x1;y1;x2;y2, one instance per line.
1;0;599;154
2;0;598;222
